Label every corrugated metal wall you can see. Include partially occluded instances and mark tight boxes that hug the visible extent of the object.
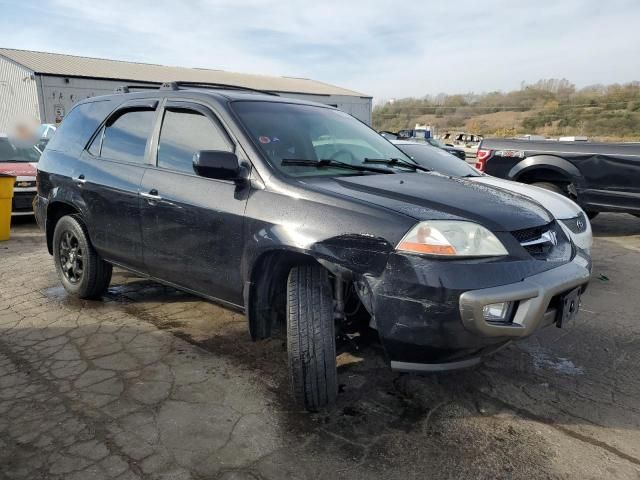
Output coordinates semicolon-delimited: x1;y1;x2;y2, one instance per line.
38;76;154;125
268;92;372;124
38;76;373;125
0;56;39;133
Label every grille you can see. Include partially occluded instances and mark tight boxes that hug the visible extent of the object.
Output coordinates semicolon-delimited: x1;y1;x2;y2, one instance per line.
12;193;35;212
511;223;551;244
511;222;555;260
561;212;588;234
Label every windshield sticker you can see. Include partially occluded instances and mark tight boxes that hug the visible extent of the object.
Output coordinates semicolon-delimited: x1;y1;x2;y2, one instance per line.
259;136;271;144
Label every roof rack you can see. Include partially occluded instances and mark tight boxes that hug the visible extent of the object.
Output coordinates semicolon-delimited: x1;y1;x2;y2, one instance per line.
160;81;279;96
115;83;162;93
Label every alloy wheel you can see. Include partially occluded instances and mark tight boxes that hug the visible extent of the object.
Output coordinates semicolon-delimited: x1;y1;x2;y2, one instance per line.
59;231;84;284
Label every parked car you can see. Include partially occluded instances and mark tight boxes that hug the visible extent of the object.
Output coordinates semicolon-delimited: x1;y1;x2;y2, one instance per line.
35;83;590;410
0;134;40;216
476;138;640;219
381;130;467;160
35;124;57;153
391;140;593;255
439;131;483;157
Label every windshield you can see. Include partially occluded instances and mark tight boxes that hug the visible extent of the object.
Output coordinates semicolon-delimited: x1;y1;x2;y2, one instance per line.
0;138;40;163
232;101;414;177
396;143;481;177
427;137;446;148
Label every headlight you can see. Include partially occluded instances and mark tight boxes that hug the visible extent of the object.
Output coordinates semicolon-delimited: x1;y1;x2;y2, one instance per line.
397;221;508;257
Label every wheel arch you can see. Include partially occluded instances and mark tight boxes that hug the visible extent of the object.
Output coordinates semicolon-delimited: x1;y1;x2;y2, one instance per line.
46;201;81;255
245;247;341;341
509;155;582;186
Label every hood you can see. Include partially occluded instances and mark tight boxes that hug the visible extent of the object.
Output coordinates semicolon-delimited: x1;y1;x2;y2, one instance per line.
474;176;582;220
305;172;552;232
0;162;37;178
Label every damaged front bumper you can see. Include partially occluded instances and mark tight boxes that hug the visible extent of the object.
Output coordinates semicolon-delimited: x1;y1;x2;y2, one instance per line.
362;251;591;371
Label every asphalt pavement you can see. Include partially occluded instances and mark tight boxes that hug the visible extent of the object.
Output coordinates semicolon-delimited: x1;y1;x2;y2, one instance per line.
1;213;639;479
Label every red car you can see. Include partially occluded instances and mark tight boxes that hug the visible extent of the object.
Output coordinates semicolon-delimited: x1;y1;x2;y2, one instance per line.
0;134;41;216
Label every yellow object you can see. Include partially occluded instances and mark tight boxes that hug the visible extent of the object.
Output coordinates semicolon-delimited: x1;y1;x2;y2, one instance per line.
0;175;15;241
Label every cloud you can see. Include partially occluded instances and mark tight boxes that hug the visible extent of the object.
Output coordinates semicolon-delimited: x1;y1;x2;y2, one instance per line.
1;0;639;100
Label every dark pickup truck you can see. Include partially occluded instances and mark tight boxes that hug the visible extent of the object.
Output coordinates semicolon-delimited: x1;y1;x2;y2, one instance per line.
475;138;640;219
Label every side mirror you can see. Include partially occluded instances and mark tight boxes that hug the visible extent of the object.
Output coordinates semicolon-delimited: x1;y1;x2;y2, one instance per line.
193;150;241;180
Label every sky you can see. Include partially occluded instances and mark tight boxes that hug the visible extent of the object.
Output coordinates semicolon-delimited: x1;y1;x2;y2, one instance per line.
1;0;639;101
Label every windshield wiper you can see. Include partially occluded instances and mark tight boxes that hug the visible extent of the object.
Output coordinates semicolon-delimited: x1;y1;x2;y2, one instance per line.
281;158;394;174
363;157;430;172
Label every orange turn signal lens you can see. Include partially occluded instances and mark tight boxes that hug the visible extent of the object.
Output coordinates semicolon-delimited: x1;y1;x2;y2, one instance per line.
397;241;456;255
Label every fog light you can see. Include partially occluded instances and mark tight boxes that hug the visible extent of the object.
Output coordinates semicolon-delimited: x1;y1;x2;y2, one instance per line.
482;302;513;323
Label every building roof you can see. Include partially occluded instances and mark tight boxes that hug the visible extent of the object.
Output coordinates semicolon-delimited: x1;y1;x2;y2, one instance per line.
0;48;369;98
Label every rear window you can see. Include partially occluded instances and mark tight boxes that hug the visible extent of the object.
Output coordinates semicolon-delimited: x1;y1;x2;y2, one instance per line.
46;100;115;155
101;109;156;164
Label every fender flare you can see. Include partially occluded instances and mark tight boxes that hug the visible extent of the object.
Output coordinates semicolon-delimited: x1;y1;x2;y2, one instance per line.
45;188;91;253
508;155;582;183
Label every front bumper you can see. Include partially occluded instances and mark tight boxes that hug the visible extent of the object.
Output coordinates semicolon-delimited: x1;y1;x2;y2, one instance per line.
365;252;591;369
458;256;590;338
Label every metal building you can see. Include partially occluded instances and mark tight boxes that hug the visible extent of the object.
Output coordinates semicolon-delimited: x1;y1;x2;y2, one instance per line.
0;48;372;133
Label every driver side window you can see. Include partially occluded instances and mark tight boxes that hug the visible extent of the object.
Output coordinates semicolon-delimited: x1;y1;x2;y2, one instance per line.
157;108;232;175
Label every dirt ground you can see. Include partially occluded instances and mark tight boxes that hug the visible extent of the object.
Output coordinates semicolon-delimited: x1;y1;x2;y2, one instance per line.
1;213;639;480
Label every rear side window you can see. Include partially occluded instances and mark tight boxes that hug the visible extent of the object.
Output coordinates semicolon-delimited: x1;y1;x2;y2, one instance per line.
101;109;156;164
157;108;231;174
46;100;114;155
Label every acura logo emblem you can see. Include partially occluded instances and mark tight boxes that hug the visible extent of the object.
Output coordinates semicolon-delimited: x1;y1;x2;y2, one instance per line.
576;219;584;231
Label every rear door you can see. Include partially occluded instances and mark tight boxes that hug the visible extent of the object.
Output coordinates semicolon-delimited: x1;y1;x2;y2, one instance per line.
140;101;248;305
80;100;158;271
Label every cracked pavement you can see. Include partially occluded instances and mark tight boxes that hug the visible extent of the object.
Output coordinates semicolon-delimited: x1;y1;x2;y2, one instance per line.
1;214;640;479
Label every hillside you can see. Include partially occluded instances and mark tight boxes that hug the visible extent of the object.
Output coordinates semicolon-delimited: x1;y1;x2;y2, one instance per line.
373;79;640;141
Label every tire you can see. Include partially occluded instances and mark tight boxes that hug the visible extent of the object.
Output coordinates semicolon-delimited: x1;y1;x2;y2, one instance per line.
531;182;565;196
286;264;338;411
53;214;112;299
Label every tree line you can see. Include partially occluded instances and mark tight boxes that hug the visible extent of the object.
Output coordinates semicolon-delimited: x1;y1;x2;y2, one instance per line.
373;79;640;140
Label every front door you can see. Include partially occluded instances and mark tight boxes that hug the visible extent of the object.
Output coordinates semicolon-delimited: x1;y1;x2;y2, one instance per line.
140;101;248;306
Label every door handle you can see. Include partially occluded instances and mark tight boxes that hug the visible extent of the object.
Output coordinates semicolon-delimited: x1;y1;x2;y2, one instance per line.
140;189;163;201
73;174;86;185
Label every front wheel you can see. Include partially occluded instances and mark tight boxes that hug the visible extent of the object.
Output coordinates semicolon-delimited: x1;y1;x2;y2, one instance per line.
286;264;338;411
53;215;112;299
531;181;565;195
531;182;599;220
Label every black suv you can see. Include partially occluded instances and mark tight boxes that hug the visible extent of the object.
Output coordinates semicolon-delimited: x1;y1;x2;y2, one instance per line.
35;82;590;410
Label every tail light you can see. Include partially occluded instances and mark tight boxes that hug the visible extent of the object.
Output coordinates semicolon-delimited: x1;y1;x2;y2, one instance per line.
475;149;492;171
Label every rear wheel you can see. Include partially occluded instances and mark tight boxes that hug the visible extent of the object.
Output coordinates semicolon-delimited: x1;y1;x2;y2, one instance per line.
286;264;338;411
53;215;112;299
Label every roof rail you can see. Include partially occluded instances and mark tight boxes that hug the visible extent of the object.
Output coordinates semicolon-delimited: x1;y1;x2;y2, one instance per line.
115;83;162;93
160;81;279;96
